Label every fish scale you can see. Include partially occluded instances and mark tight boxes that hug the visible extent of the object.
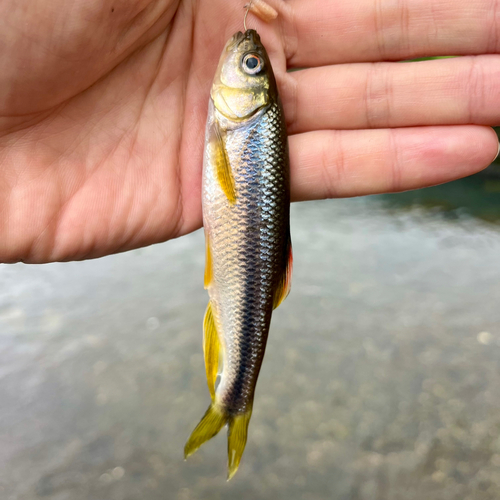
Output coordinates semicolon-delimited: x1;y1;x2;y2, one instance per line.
207;103;287;410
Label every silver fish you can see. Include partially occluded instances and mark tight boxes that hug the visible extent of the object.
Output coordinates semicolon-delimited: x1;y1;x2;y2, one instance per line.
185;29;292;480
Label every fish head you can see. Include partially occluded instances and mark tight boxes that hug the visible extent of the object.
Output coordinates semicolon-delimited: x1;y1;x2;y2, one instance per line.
211;30;276;122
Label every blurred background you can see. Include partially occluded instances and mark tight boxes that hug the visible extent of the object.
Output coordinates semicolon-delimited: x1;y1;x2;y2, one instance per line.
1;131;500;500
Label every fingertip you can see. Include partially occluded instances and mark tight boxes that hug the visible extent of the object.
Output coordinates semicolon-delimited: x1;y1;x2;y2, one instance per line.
492;129;500;163
461;126;500;175
289;126;500;202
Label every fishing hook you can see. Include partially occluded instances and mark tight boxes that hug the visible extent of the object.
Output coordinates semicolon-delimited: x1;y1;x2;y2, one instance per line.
243;1;253;31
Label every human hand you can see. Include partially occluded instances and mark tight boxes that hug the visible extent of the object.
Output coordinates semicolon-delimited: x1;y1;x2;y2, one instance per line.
1;0;498;263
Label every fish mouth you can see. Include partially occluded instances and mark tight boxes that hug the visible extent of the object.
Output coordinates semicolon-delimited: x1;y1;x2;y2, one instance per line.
227;29;262;52
243;29;261;44
240;29;262;51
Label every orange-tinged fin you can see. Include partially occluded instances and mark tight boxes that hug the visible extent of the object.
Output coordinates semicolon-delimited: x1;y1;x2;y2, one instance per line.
213;123;236;204
203;302;220;400
273;232;293;309
204;233;212;288
227;409;252;481
184;403;227;459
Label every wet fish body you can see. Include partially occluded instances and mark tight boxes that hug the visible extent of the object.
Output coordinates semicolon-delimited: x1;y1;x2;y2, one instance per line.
184;30;292;479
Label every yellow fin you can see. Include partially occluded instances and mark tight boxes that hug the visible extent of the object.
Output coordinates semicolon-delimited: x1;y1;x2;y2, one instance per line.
184;403;227;459
227;409;253;481
213;124;236;204
204;233;212;289
203;302;220;400
273;233;293;309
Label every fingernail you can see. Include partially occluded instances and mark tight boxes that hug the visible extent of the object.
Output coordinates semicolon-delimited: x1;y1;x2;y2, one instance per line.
494;138;500;162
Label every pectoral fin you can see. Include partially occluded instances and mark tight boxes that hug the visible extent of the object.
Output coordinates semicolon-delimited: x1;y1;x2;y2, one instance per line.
212;123;236;204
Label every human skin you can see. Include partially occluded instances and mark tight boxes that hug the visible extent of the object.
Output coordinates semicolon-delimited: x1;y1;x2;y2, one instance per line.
0;0;498;263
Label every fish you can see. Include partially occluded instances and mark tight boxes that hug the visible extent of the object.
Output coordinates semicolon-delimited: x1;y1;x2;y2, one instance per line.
184;29;292;480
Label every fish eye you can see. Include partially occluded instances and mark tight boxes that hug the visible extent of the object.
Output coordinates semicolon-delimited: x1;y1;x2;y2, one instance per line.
242;53;263;75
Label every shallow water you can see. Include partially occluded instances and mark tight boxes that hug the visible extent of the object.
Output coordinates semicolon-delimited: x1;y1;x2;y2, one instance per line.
2;176;500;500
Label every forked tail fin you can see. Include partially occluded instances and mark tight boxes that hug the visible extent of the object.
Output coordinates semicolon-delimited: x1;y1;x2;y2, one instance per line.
184;403;253;480
184;404;226;459
227;410;252;480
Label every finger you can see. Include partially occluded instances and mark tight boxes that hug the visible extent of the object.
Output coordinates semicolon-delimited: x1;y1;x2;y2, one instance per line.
289;125;499;201
282;55;500;134
283;0;500;67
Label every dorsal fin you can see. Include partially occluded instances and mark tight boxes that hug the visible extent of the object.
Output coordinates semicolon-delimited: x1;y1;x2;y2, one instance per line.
273;231;293;309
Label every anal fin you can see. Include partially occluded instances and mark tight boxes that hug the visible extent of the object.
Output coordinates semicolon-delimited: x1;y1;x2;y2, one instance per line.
203;302;220;400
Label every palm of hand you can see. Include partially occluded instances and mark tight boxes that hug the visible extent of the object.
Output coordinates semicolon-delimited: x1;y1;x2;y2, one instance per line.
1;0;221;262
0;0;248;261
1;0;498;263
